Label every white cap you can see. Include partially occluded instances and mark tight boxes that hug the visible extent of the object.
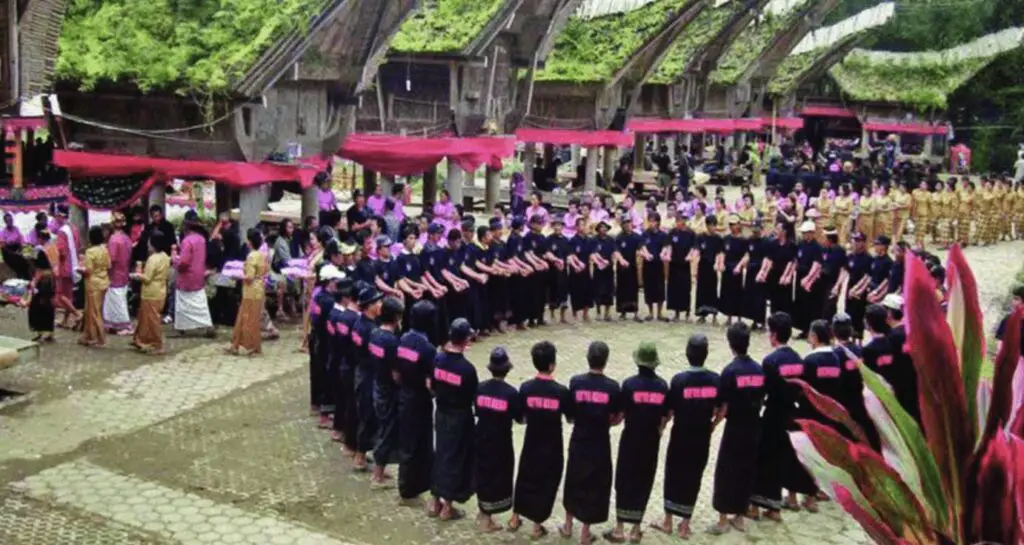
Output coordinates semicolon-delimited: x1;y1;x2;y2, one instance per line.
882;293;904;311
319;264;345;282
798;221;816;233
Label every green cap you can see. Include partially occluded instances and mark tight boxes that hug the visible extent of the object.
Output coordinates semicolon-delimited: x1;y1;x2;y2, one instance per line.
633;341;660;369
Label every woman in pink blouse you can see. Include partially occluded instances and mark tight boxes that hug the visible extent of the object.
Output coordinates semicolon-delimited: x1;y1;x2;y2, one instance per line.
0;212;28;278
525;192;549;227
366;184;387;216
432;190;457;234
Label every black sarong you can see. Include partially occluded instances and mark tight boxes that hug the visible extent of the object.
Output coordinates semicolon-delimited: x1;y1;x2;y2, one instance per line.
432;406;475;503
513;435;564;523
742;266;767;325
642;259;666;305
712;417;760;515
846;296;866;337
398;389;434;499
695;262;719;316
615;424;661;523
530;272;547;321
663;423;712;519
487;274;509;326
592;267;614;307
354;366;378;454
475;421;516;515
568;268;593;312
466;282;489;332
751;416;810;510
547;267;569;310
340;365;358;452
372;384;400;466
615;265;639;314
720;266;744;317
508;274;530;325
666;261;692;313
793;277;821;332
563;435;612;524
769;274;793;317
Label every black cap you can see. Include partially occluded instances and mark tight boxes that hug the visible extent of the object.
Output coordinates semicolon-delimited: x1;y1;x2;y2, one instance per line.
489;217;503;230
511;216;525;229
596;220;611;231
427;223;444;235
488;347;512;372
461;218;475;231
852;231;867;242
357;287;383;308
337;277;355;298
874;235;891;246
183;209;200;224
449;318;474;343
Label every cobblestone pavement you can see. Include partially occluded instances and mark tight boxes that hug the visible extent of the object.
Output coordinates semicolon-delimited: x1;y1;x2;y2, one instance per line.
0;238;1019;545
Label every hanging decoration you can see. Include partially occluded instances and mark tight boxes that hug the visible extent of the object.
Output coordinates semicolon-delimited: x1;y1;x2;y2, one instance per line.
68;174;158;211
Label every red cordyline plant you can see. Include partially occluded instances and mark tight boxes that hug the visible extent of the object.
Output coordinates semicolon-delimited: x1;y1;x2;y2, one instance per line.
791;244;1024;545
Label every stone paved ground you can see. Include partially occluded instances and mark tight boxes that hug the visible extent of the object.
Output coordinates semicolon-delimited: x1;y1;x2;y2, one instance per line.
0;235;1020;545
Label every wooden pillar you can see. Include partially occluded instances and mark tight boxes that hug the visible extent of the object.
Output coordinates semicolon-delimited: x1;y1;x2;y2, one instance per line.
69;203;88;235
148;182;166;212
215;183;233;216
301;186;318;224
633;133;646;171
522;143;537;185
665;136;677;160
362;169;377;195
923;135;934;158
570;145;581;168
602;146;617;184
5;129;22;189
446;161;464;205
861;126;869;155
423;166;438;209
485;165;501;210
239;185;267;234
584;146;598;192
380;175;395;197
543;144;555;166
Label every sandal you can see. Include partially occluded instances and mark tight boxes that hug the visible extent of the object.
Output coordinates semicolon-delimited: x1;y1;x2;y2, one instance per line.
648;522;672;536
559;524;573;539
602;530;626;543
531;526;549;541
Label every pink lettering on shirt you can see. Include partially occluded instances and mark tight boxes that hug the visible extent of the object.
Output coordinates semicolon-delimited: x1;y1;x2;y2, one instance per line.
369;344;385;358
779;364;804;377
683;386;718;399
736;375;765;389
477;395;509;412
633;391;665;405
397;346;419;362
844;359;857;371
575;390;610;404
433;368;462;386
326;321;336;335
877;355;893;367
526;396;560;411
817;366;841;378
337;323;349;336
352;332;363;346
312;305;321;315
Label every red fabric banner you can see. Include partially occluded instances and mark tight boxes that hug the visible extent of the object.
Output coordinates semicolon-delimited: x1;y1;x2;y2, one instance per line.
799;105;858;118
2;117;48;130
515;128;633;147
762;117;804;131
628;117;789;134
53;150;322;188
863;121;949;136
337;134;515;176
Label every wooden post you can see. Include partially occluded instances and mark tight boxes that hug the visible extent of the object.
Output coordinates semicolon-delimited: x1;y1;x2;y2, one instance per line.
485;165;500;210
423;166;438;208
633;133;645;171
5;129;21;189
523;143;537;186
446;162;464;205
584;146;598;192
603;146;617;185
239;185;267;234
148;182;166;212
362;169;377;195
380;174;395;197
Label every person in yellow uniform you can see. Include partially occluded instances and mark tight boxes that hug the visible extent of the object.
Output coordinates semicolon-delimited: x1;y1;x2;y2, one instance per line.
131;232;171;354
875;185;894;240
760;188;777;235
979;179;997;245
997;178;1012;241
229;228;270;356
1015;183;1024;239
833;183;854;245
737;194;757;237
931;182;949;249
690;203;709;236
814;186;834;243
79;226;111;348
910;180;931;247
892;183;912;243
957;180;975;246
858;184;878;243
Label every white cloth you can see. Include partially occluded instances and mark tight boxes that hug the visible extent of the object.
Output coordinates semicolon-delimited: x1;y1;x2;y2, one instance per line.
174;289;213;331
59;224;81;283
102;285;131;328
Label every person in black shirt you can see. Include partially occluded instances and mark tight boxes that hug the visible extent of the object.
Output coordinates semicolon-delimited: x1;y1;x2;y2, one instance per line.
831;313;877;448
743;221;771;328
368;297;404;487
866;236;894;304
657;334;719;538
567;217;594;321
721;216;747;325
560;342;622;544
795;320;844;511
372;235;404;301
309;263;342;426
844;231;873;338
429;318;479;520
882;293;921;427
820;229;847;320
696;215;725;323
794;221;824;337
666;212;697;321
543;215;570;324
608;341;669;543
509;341;570;539
351;286;384;469
861;304;894;440
475;347;523;532
592;221;616;321
440;229;471;330
614;214;643;321
711;323;765;534
524;215;551;326
888;241;908;294
396;301;438;505
767;224;797;319
346;190;371;232
640;213;669;321
329;277;361;456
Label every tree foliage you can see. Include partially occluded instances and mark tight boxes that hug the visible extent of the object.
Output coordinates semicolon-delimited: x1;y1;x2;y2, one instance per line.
389;0;506;54
55;0;323;94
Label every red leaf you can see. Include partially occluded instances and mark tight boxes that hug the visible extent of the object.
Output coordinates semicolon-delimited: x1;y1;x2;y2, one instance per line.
964;431;1020;545
904;254;971;530
797;419;934;544
791;378;870;444
946;244;985;436
832;485;906;545
985;306;1024;442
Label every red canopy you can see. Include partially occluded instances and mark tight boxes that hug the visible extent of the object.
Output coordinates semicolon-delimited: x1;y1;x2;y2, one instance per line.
2;117;48;130
628;117;786;134
53;150;322;188
763;117;804;131
515;128;633;148
338;134;515;176
799;105;858;118
862;121;949;136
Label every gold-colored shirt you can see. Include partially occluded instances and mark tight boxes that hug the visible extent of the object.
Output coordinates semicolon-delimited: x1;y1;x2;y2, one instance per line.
911;189;930;217
84;245;110;292
1015;190;1024;212
834;195;853;217
243;250;268;300
894;191;912;217
957;191;973;214
140;252;170;301
859;195;876;216
816;196;833;220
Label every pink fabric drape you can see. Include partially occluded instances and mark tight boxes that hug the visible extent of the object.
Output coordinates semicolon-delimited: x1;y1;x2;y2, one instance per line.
337;134;515;176
863;121;949;135
514;128;633;147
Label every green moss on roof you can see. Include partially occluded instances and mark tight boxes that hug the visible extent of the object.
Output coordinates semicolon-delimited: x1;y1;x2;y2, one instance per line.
390;0;506;54
766;48;819;94
709;0;812;85
55;0;323;93
829;52;991;110
647;2;738;85
536;0;695;83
